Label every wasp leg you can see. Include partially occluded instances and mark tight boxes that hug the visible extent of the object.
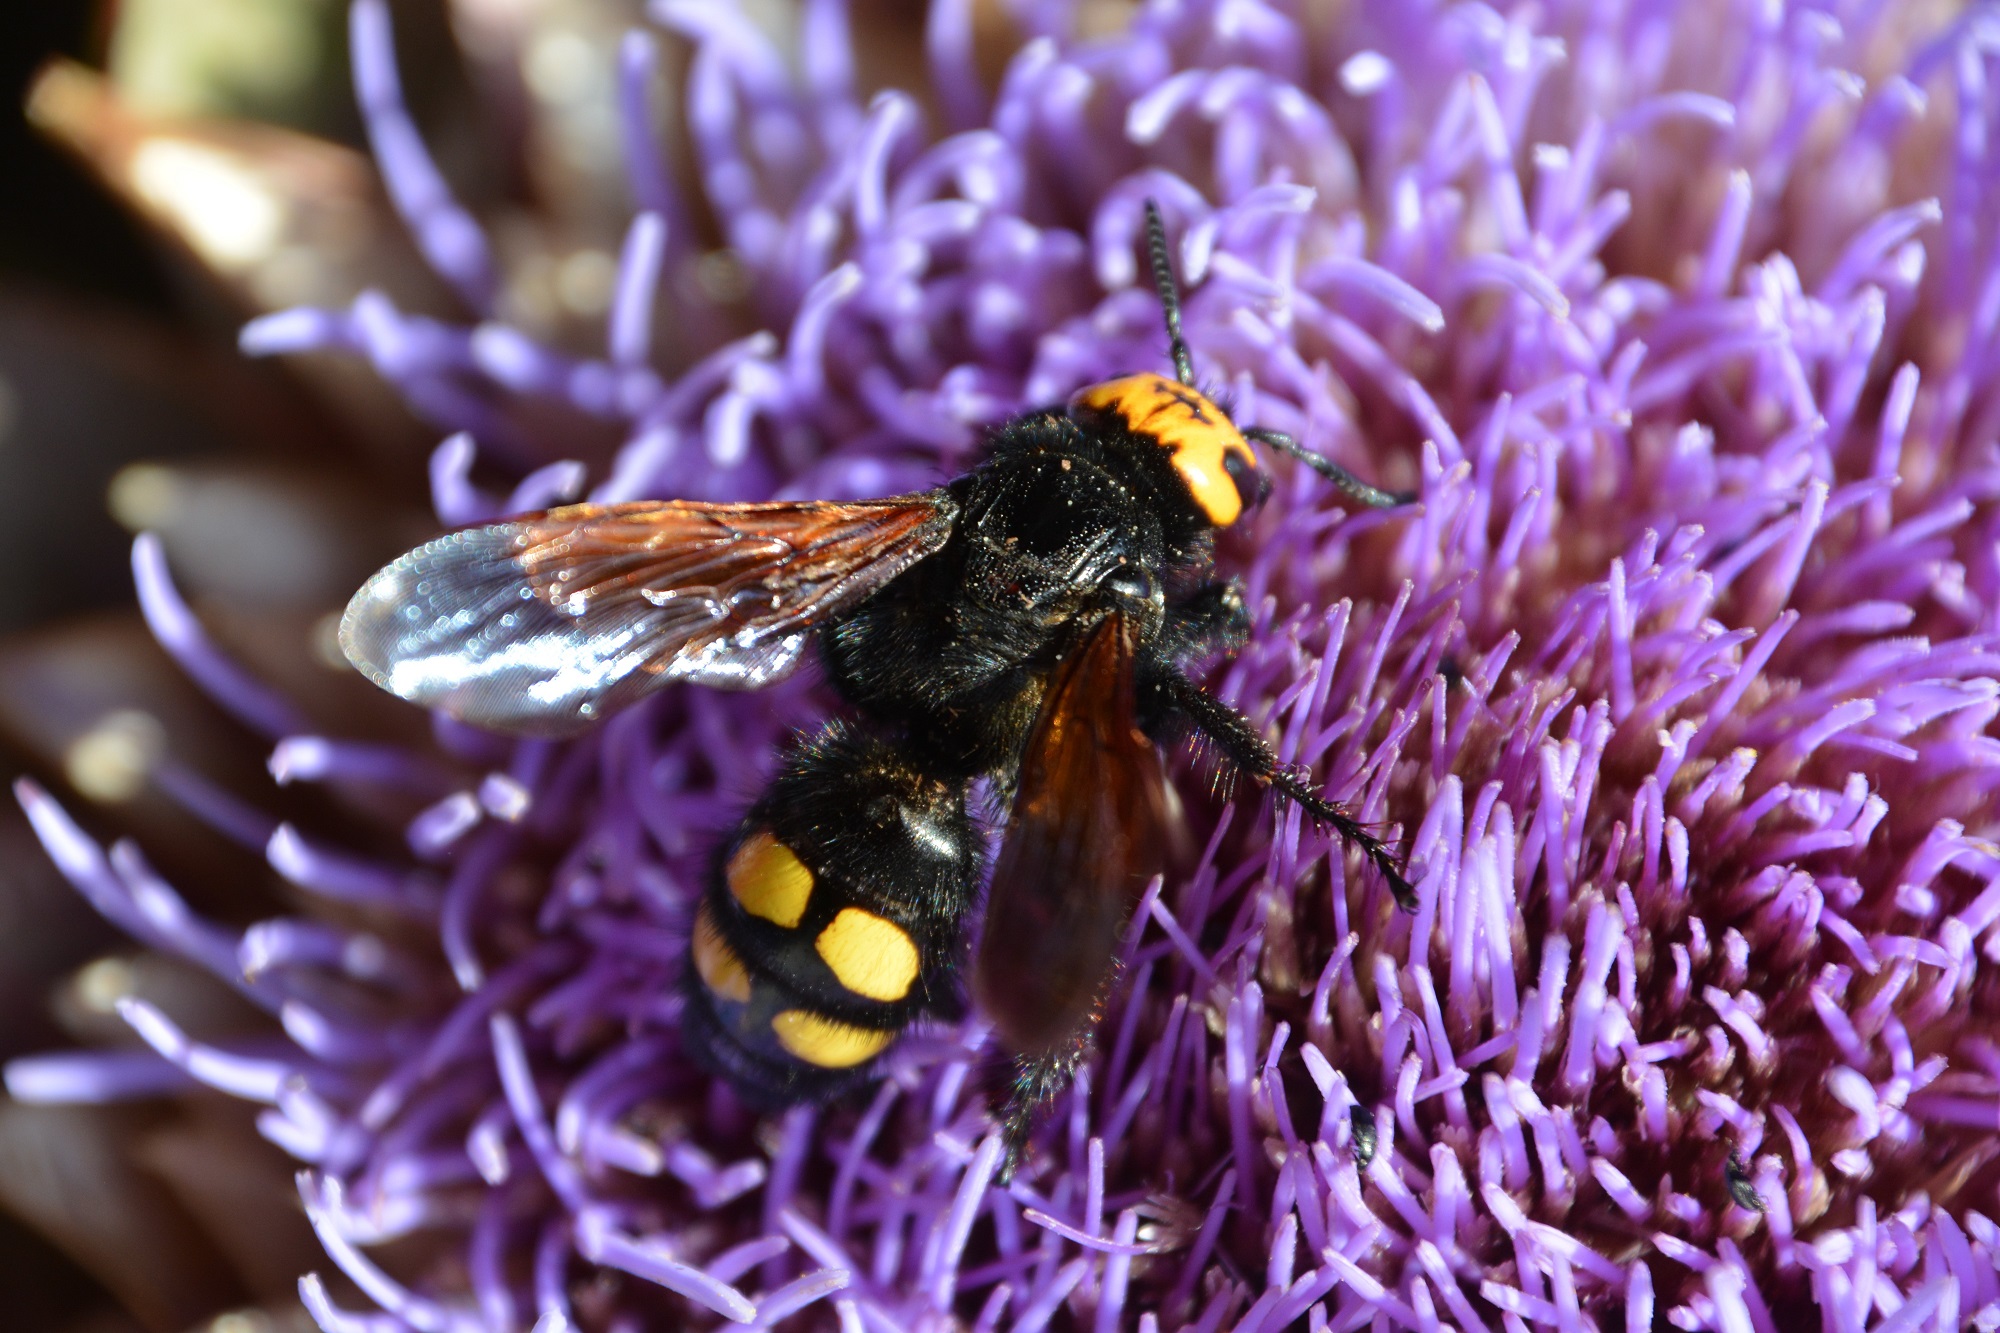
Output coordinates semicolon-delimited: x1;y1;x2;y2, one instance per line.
991;966;1120;1183
1242;427;1414;510
993;1039;1097;1184
1144;670;1415;911
1159;578;1252;665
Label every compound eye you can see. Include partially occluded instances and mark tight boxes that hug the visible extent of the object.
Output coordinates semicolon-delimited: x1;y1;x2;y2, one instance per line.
1223;449;1270;517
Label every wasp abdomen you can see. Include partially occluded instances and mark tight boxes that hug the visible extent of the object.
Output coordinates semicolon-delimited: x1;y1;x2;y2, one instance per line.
685;898;897;1096
681;726;982;1106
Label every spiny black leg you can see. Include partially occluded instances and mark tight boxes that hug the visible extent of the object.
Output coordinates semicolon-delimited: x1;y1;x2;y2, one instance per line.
1159;579;1252;665
1143;199;1197;388
1148;670;1416;911
996;1041;1093;1184
1242;426;1415;511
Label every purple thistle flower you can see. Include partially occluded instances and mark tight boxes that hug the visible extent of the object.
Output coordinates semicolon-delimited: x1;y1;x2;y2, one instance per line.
12;0;2000;1329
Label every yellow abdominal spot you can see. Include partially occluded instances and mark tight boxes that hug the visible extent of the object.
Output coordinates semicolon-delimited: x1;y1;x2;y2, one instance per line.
770;1010;893;1068
1072;374;1255;526
690;903;751;1003
815;908;921;1002
727;830;812;928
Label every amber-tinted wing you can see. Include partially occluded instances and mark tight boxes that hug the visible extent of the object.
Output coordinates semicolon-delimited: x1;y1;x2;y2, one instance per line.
341;493;957;736
973;612;1169;1058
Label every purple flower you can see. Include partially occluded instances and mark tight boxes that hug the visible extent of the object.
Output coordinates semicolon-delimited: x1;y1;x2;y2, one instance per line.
12;0;2000;1329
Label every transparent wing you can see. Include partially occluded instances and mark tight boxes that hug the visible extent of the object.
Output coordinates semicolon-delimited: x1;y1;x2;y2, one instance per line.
972;612;1168;1057
341;493;957;736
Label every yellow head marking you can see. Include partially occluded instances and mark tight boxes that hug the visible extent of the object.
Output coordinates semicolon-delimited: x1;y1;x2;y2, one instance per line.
690;903;751;1003
770;1010;893;1068
727;830;812;928
1071;373;1257;526
815;908;921;1002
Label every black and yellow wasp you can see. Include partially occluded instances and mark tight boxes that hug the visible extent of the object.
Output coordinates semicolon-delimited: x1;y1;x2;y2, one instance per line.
341;203;1413;1170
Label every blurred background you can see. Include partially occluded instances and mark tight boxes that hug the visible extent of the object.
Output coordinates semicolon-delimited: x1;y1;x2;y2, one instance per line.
0;5;439;1328
0;2;718;1327
0;2;960;1325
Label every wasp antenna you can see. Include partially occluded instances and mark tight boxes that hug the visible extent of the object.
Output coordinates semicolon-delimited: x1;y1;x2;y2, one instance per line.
1143;199;1197;387
1242;426;1414;511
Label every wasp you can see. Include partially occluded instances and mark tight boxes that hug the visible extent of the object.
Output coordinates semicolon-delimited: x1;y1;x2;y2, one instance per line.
342;203;1414;1173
